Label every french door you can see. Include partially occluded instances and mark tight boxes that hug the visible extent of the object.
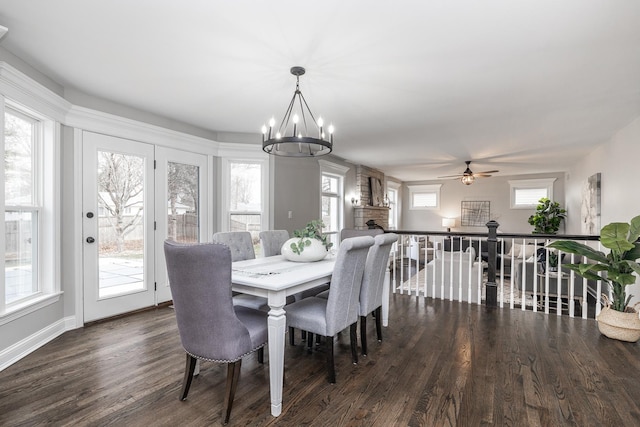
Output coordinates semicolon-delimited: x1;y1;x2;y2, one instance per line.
82;132;208;321
154;147;209;303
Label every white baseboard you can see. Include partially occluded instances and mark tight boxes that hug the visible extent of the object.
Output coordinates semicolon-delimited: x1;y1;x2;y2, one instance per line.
0;315;76;372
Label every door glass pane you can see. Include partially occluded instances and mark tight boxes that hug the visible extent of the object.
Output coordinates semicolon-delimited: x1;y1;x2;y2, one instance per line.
97;151;145;298
167;162;199;243
5;210;36;303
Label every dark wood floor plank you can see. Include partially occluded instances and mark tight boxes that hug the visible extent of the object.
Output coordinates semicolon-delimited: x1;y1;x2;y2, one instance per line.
2;295;640;426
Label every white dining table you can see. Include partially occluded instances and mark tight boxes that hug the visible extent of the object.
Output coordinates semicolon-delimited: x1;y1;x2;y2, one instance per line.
231;254;391;417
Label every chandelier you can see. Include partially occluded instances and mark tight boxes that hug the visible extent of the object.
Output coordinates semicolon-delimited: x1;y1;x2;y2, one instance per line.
262;66;333;157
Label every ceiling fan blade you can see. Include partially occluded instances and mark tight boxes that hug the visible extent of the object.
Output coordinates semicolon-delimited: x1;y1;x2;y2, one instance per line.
473;174;493;178
437;174;465;178
476;170;499;175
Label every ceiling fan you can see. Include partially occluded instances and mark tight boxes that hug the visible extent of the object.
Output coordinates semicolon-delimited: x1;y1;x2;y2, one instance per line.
438;161;499;185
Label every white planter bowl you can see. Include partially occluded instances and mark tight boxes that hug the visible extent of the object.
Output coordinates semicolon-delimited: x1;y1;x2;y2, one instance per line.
281;237;328;262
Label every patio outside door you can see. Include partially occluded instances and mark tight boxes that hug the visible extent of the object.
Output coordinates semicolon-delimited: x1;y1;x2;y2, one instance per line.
82;132;155;322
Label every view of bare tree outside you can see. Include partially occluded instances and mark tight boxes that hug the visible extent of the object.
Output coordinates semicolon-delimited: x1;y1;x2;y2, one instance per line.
4;108;37;303
4;111;33;205
230;162;261;211
97;151;144;255
167;162;199;242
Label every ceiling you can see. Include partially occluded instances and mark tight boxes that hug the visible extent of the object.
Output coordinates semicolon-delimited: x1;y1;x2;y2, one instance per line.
1;0;639;181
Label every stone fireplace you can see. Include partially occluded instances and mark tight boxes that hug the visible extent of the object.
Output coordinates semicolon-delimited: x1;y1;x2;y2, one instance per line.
353;165;389;230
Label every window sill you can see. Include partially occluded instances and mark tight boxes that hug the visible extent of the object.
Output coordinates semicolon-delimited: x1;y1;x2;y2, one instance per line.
0;292;63;326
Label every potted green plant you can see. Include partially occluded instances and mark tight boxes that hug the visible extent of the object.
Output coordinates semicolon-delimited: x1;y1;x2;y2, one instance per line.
547;251;559;272
548;215;640;342
281;219;333;262
528;198;567;234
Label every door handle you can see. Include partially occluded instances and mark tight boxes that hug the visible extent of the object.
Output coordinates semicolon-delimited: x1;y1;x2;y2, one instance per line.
86;237;95;244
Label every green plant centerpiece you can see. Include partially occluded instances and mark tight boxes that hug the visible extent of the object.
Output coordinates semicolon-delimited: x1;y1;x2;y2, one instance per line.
282;219;333;262
548;215;640;341
528;197;567;234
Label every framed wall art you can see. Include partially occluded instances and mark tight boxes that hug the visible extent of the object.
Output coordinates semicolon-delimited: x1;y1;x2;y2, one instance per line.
461;201;490;227
581;172;601;234
369;176;384;207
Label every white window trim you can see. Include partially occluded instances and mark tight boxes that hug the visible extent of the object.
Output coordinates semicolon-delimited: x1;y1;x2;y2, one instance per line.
408;184;441;210
1;99;61;318
509;178;556;209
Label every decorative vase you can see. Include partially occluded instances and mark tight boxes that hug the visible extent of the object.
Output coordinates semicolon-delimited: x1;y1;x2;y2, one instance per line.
281;237;328;262
597;303;640;342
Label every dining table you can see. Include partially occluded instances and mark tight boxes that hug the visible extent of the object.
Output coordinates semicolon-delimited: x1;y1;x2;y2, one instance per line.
231;253;391;417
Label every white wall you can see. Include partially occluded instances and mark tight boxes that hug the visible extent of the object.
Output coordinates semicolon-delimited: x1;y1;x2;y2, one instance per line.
566;116;640;233
272;155;357;234
566;115;640;305
402;172;566;234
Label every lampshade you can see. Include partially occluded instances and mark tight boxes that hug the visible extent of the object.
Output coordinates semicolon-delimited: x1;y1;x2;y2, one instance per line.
442;218;455;228
442;218;455;232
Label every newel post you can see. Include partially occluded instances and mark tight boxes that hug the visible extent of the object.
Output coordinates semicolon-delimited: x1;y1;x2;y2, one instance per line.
486;220;499;307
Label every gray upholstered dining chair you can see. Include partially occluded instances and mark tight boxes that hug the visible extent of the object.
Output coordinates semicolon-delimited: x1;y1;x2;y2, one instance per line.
163;240;268;425
212;231;256;262
259;229;290;257
212;231;268;311
285;235;374;383
358;233;398;356
315;228;386;300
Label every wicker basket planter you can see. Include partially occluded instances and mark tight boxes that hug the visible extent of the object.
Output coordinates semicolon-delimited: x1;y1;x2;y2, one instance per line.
597;296;640;342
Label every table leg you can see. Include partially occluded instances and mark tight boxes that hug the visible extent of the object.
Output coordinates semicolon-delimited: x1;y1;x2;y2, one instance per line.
267;291;286;417
382;269;390;327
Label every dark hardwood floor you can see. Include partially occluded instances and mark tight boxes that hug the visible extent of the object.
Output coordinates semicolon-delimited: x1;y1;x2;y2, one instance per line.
2;294;640;426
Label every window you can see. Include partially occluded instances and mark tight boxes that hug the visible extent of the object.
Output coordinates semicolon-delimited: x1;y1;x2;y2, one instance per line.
408;184;441;210
319;160;349;248
387;181;400;229
219;144;269;257
2;101;58;314
228;161;263;251
509;178;556;209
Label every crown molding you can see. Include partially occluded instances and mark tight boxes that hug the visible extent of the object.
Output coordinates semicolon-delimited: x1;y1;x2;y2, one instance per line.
66;104;222;154
216;141;267;159
0;61;70;121
1;61;261;157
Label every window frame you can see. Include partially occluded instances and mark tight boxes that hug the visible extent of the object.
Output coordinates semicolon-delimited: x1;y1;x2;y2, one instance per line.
408;184;441;210
318;160;349;247
387;180;400;229
509;178;556;209
1;98;61;319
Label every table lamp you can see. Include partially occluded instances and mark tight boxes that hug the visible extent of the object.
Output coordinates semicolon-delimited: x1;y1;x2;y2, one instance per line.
442;218;455;233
